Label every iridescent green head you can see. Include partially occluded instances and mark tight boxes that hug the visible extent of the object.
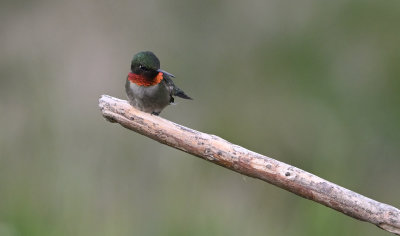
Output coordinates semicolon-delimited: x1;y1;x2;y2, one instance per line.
130;51;175;78
131;51;160;72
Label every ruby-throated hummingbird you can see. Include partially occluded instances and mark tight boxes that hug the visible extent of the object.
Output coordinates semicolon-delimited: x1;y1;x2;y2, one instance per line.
125;51;192;115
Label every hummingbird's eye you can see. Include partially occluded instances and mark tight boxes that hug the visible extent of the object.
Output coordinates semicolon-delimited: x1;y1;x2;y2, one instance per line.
139;65;149;71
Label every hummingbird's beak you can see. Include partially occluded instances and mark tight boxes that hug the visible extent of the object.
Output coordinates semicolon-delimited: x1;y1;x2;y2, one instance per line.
157;69;175;78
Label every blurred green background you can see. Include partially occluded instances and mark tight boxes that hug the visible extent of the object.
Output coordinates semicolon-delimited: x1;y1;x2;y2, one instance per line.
1;0;399;235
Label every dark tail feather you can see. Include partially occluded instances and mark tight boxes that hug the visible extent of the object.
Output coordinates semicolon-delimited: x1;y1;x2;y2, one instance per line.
175;89;193;100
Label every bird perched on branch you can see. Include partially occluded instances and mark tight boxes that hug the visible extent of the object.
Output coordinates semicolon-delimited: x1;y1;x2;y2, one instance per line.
125;51;192;115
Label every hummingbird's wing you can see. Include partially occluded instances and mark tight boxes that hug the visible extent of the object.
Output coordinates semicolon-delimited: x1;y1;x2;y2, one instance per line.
162;75;192;101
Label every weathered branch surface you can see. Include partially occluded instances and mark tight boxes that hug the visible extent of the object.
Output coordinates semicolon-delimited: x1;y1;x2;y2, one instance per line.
99;94;400;235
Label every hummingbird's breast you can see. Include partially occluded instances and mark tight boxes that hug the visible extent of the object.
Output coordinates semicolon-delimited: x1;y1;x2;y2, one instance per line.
125;79;171;114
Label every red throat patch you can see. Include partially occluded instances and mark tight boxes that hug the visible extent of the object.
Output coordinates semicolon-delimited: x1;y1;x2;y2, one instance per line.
127;72;164;86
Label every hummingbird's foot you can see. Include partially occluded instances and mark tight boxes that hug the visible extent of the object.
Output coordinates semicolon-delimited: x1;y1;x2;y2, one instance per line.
151;111;160;116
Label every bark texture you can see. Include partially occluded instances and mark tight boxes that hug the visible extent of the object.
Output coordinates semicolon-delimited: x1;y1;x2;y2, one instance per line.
99;94;400;235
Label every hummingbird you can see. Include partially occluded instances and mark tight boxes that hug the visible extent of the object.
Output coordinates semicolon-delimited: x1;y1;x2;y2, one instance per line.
125;51;192;115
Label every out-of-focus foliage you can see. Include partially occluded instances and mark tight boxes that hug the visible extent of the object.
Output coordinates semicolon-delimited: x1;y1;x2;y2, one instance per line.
1;0;399;235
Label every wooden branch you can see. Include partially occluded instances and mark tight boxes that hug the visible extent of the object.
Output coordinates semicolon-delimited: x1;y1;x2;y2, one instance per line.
99;94;400;235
